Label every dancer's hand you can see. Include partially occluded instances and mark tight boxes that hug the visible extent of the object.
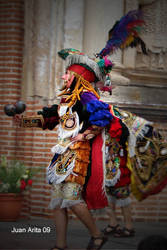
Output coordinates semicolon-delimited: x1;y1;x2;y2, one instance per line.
13;114;22;127
71;133;84;142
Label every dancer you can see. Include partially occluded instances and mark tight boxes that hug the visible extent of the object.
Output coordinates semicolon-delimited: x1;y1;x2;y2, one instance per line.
14;50;113;249
103;138;135;237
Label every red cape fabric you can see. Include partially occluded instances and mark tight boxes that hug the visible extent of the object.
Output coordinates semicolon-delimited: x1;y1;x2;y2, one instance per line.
114;152;131;188
84;133;108;209
109;116;122;141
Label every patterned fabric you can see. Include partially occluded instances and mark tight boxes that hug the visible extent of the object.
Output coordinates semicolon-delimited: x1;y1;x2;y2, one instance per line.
47;141;91;186
116;108;167;201
65;141;91;185
105;134;121;187
106;185;131;199
49;182;84;209
47;149;76;185
41;99;167;207
46;92;114;209
107;195;131;207
21;115;44;128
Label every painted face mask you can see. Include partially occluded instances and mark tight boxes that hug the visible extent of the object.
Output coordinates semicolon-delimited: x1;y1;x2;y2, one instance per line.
61;70;75;89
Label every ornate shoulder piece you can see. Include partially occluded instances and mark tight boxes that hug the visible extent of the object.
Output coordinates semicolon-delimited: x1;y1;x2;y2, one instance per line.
21;115;44;128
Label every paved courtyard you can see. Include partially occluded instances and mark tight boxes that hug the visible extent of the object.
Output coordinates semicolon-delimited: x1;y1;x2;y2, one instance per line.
0;219;167;250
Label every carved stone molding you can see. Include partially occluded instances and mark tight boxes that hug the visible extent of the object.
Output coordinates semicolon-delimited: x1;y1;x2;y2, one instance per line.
136;50;167;71
104;68;167;122
139;0;156;5
136;0;167;72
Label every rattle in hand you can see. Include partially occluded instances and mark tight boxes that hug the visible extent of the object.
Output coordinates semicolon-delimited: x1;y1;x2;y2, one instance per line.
4;100;26;116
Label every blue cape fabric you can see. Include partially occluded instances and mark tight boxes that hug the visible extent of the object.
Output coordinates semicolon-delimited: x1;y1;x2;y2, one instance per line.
86;99;113;126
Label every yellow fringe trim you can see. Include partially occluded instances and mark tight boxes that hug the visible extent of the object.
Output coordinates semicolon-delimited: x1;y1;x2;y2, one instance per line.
58;71;100;108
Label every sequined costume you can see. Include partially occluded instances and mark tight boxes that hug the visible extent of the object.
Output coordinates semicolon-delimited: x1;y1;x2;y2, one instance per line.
20;47;167;210
38;62;115;209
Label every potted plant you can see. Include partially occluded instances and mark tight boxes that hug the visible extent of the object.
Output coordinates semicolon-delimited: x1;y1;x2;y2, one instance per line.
0;155;38;221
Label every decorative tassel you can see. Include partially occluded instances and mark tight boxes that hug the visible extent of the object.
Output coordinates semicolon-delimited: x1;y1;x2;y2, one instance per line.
120;148;124;157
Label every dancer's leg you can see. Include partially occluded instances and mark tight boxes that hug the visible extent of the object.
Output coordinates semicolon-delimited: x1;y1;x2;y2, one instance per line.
70;202;101;237
121;204;133;229
108;201;118;227
70;202;107;248
53;208;68;249
102;201;121;234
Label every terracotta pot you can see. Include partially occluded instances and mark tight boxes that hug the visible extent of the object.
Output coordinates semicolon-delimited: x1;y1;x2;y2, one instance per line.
0;193;23;221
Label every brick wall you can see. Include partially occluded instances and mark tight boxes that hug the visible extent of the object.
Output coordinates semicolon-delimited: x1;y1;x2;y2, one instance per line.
0;0;53;219
0;0;24;147
0;0;24;161
0;0;167;222
13;99;56;219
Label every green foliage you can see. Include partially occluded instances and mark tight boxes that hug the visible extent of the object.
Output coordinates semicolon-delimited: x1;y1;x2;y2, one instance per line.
0;156;39;193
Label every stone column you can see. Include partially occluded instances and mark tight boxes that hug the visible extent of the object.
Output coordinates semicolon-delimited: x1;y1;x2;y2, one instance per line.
22;0;65;103
23;0;86;103
136;0;167;71
83;0;123;62
64;0;85;51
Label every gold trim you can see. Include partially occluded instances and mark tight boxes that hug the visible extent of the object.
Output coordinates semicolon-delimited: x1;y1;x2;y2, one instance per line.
21;115;44;128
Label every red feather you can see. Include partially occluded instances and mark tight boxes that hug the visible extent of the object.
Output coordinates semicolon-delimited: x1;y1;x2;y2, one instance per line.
127;19;145;30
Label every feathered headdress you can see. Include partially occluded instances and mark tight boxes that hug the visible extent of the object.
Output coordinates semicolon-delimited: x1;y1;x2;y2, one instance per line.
58;10;147;95
98;9;147;58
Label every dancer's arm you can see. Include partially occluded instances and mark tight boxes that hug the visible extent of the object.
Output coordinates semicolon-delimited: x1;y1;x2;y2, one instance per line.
13;104;59;130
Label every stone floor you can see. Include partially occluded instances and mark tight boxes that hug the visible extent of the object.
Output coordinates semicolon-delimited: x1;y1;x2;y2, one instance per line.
0;219;167;250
